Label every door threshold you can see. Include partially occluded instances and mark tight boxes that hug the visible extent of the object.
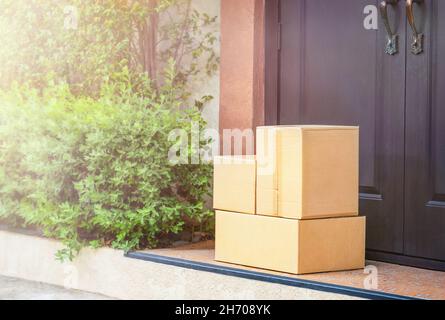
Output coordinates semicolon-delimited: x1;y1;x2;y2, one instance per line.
125;251;418;300
366;250;445;272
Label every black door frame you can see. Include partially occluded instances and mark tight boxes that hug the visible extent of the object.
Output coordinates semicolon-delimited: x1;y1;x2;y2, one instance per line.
264;0;445;272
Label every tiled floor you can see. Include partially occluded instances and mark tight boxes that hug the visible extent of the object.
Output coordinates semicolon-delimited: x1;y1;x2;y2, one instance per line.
144;241;445;300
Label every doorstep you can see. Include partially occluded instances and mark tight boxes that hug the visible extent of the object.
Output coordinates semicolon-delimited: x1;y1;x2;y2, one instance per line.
127;241;445;300
0;230;365;299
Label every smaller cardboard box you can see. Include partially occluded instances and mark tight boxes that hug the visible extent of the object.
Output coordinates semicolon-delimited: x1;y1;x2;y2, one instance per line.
215;211;365;275
213;156;256;214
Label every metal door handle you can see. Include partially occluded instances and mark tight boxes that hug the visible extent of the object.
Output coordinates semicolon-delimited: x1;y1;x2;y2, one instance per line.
380;0;399;55
407;0;424;55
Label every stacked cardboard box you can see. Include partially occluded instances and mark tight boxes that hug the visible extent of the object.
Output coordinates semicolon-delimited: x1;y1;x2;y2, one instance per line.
213;125;365;275
213;155;256;215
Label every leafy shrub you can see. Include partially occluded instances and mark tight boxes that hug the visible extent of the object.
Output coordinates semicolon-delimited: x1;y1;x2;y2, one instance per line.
0;64;213;261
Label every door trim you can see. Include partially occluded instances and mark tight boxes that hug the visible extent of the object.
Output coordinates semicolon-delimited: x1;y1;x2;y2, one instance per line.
367;250;445;272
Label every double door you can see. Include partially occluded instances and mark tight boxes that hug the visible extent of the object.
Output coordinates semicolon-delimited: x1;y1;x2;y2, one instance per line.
265;0;445;269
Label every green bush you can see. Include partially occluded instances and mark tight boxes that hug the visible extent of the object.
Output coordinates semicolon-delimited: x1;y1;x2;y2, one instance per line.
0;65;213;261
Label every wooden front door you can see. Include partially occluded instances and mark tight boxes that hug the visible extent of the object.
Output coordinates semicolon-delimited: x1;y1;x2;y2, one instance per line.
265;0;445;270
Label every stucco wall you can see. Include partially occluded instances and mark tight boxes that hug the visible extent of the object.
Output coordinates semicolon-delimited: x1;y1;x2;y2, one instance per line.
0;230;362;300
190;0;221;133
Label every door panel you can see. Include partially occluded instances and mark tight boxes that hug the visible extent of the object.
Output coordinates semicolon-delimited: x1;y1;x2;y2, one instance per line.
277;0;406;253
405;0;445;261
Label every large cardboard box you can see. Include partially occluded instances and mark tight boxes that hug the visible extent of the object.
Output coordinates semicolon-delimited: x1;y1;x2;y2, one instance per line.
215;211;366;275
256;125;359;220
213;156;256;214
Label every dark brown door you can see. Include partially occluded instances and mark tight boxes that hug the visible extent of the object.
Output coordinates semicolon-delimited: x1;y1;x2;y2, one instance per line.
266;0;445;269
404;1;445;266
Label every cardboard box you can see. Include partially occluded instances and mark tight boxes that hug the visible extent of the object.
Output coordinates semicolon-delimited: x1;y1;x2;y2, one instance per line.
256;127;278;189
215;210;366;275
256;188;278;216
256;127;278;216
256;125;359;220
213;156;256;214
